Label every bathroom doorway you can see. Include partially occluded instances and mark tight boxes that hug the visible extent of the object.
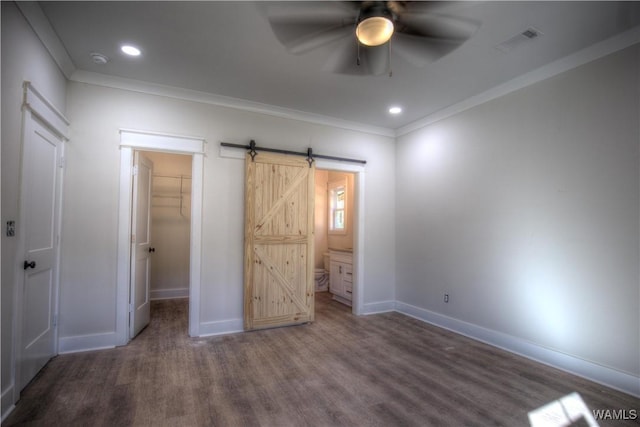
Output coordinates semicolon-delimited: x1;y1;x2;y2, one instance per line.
314;169;357;310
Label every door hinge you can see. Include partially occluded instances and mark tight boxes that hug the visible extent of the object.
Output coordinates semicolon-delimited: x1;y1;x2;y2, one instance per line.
129;303;134;313
132;165;138;176
58;156;65;169
131;234;136;244
52;314;58;327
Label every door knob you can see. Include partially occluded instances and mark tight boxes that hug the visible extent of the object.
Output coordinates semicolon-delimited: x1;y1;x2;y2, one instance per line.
149;247;155;253
23;260;36;270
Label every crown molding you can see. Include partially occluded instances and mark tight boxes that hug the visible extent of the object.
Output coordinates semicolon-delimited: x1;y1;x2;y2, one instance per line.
19;1;393;137
16;1;76;79
69;70;396;138
396;25;640;137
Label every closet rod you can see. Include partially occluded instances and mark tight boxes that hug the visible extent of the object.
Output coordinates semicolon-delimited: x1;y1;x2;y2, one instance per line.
221;140;367;165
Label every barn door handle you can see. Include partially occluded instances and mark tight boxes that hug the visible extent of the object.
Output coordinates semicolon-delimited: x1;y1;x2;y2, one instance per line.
23;260;36;270
148;247;156;253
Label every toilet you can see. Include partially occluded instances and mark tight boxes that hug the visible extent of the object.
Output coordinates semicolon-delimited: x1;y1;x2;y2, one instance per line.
314;252;330;292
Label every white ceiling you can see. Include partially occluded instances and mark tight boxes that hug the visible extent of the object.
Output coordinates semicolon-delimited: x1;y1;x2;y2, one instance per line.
35;1;640;133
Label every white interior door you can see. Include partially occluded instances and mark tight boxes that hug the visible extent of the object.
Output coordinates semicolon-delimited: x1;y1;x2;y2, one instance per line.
18;116;63;391
130;152;154;338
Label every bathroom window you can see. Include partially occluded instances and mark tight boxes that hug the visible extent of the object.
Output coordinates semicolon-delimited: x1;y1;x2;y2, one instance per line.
328;179;347;235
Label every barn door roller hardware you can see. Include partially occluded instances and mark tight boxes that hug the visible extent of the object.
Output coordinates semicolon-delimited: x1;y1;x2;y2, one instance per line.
221;140;367;167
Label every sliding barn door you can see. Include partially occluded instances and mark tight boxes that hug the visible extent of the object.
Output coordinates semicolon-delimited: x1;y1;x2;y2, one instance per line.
244;152;315;330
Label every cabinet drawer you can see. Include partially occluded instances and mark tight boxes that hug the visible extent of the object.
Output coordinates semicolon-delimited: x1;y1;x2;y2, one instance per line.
344;266;353;283
344;283;353;300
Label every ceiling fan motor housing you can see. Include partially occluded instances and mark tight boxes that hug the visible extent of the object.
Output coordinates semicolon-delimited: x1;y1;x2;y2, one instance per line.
358;2;395;21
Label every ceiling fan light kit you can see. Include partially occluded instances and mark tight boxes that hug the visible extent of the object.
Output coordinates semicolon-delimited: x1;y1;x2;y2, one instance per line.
356;16;394;46
356;3;395;46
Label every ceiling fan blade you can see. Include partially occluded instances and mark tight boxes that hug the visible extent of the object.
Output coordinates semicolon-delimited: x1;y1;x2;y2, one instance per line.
325;39;390;76
276;23;353;55
392;33;462;67
395;12;480;41
266;3;356;54
325;39;367;75
389;1;474;15
265;1;357;19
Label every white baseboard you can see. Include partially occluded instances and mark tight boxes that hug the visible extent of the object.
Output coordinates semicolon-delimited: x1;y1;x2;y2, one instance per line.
361;300;395;315
150;288;189;300
198;318;244;337
1;385;15;423
394;301;640;398
58;332;117;354
332;294;352;307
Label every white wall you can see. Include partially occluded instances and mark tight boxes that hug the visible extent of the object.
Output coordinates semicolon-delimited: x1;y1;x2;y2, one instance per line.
1;2;68;416
59;81;396;341
396;44;639;380
144;151;192;299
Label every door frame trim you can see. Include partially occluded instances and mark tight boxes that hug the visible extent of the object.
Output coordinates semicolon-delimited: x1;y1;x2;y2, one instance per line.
116;129;205;344
315;160;365;315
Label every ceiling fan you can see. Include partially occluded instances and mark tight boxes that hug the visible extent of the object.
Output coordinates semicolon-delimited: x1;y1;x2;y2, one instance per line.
265;1;480;76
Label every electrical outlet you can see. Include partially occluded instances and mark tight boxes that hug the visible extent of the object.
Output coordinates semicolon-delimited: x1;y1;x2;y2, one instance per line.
6;221;15;237
444;294;449;303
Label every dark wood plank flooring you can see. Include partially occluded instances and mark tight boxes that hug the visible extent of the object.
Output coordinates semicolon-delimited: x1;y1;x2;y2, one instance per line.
4;292;638;426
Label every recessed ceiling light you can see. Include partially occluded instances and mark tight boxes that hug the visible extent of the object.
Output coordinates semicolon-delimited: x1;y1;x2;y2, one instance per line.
389;106;402;115
121;45;141;56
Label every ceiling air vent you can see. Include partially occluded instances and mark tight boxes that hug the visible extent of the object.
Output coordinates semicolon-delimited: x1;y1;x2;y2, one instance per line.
90;52;109;65
496;27;542;53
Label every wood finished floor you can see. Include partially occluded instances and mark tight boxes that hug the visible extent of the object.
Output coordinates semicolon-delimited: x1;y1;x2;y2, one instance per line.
4;292;638;426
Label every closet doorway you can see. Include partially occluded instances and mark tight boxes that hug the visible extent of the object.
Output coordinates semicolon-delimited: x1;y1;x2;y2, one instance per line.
144;151;193;302
116;130;205;345
130;151;192;338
